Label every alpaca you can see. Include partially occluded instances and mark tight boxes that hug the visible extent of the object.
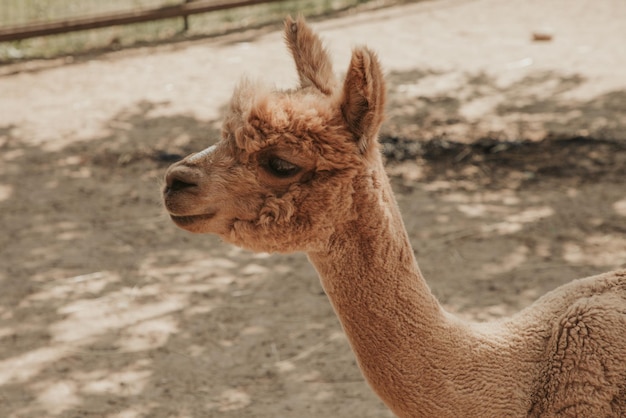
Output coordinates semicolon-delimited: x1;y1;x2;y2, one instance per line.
163;16;626;417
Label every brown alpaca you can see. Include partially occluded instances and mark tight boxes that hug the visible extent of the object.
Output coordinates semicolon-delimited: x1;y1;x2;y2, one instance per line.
163;16;626;417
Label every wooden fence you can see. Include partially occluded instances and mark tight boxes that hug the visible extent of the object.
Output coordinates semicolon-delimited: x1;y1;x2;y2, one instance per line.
0;0;284;42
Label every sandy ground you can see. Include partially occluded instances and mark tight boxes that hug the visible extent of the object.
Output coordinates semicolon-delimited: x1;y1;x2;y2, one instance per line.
1;0;625;416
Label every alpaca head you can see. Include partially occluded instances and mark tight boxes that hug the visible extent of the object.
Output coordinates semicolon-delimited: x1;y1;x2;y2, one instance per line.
163;16;386;253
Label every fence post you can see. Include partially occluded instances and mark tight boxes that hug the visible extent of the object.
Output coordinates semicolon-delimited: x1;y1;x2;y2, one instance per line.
183;0;191;32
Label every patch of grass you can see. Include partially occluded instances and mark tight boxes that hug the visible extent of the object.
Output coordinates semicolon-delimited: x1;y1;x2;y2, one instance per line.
0;0;393;62
0;0;181;24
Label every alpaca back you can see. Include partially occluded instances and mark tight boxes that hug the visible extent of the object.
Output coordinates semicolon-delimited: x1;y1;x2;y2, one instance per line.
510;270;626;416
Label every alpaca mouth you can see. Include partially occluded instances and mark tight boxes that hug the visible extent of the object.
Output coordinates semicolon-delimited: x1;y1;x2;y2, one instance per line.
170;212;216;226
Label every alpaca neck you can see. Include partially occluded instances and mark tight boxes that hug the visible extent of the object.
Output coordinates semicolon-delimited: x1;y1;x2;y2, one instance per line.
307;165;465;416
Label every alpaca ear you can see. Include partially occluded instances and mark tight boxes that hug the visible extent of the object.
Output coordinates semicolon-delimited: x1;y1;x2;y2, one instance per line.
340;47;386;154
284;15;337;95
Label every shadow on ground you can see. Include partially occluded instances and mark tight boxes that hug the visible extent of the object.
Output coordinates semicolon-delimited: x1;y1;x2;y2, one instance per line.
383;68;626;144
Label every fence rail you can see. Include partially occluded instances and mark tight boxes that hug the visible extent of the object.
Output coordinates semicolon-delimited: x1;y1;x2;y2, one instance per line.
0;0;283;42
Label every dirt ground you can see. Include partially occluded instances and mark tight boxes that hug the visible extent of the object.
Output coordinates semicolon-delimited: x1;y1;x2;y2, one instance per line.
1;0;626;417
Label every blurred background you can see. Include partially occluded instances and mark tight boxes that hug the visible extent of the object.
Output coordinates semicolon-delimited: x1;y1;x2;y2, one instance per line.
0;0;397;61
1;0;625;417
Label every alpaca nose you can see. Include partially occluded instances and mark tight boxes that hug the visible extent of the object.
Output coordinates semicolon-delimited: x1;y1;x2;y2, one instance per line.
164;165;199;194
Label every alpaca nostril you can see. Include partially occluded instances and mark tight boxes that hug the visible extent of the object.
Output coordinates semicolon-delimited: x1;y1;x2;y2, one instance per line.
168;178;196;193
164;166;200;194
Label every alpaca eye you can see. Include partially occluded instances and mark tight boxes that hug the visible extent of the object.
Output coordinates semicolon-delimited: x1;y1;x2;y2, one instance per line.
265;157;301;178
